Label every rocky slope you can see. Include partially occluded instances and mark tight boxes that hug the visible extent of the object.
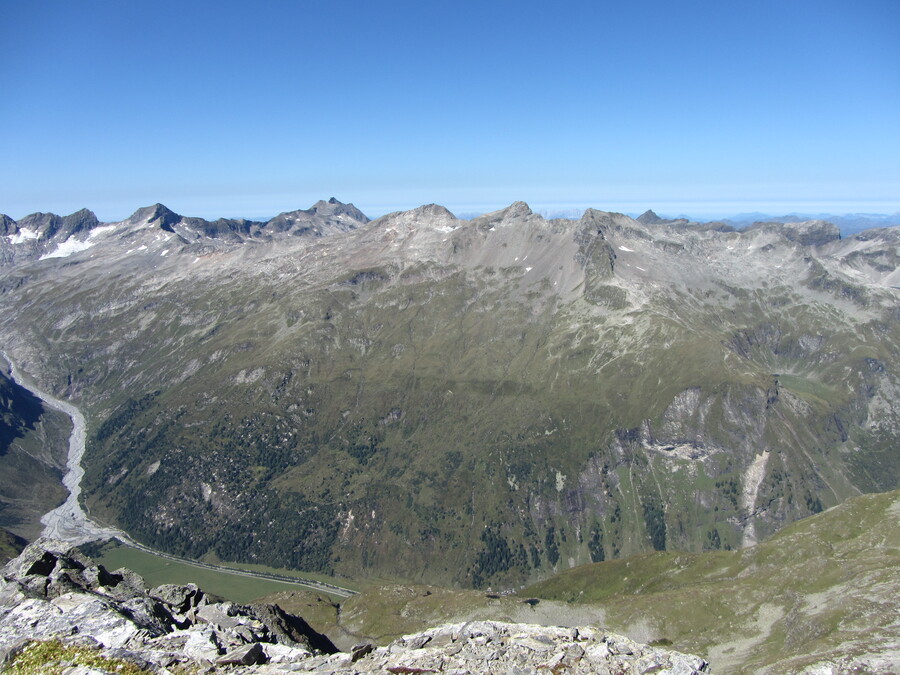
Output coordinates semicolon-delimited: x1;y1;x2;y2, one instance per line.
0;200;898;587
0;539;708;673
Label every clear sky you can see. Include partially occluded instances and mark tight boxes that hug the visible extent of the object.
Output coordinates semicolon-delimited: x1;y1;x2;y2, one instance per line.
2;0;898;222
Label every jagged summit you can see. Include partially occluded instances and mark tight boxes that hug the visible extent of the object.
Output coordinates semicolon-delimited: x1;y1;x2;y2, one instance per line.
306;197;370;224
498;200;534;220
266;198;369;237
637;209;663;225
11;208;100;240
468;201;535;229
128;203;181;231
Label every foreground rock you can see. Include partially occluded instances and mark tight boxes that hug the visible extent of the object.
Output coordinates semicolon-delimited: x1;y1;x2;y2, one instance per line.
0;539;708;673
0;538;336;671
278;621;709;674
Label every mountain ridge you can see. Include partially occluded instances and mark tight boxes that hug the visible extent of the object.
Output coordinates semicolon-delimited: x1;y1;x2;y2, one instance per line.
0;199;897;589
5;199;900;269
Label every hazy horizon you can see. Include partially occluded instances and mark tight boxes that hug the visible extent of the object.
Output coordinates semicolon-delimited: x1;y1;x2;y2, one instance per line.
5;198;900;227
3;1;897;223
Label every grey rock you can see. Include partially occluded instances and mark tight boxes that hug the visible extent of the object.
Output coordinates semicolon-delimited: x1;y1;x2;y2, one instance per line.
351;642;374;661
149;583;204;613
217;641;266;665
97;647;156;672
405;634;431;649
182;625;222;662
0;578;39;612
264;641;314;664
0;215;15;237
247;602;337;653
102;568;147;601
196;603;241;630
118;595;177;634
61;666;116;675
515;636;554;652
80;566;122;593
2;540;71;580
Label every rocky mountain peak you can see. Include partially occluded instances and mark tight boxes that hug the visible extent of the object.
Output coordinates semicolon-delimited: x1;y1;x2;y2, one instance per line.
389;203;458;224
9;209;99;242
266;200;370;237
128;203;182;232
504;200;534;219
470;201;536;230
410;203;456;219
15;212;62;239
366;204;459;240
58;208;100;239
308;198;370;224
637;209;663;225
579;208;641;235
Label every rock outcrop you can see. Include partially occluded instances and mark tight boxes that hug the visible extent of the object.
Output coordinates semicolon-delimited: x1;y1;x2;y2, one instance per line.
0;539;709;673
0;539;336;671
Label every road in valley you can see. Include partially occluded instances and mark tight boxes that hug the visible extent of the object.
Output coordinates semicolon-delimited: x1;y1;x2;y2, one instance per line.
1;352;356;598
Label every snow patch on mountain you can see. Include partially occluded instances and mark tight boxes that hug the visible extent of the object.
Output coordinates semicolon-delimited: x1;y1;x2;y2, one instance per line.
8;228;39;245
38;224;117;260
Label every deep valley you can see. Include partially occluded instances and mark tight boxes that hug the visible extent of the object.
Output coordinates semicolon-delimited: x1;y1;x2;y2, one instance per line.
0;200;897;588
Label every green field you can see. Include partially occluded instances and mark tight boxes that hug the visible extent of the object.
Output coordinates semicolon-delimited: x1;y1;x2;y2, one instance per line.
95;542;351;603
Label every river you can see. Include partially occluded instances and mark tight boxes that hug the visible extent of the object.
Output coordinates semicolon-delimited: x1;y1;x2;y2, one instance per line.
1;351;356;596
1;351;124;544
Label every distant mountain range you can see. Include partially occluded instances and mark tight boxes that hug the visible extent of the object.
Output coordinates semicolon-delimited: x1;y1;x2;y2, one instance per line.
0;199;897;592
0;198;370;266
519;208;900;236
717;212;900;235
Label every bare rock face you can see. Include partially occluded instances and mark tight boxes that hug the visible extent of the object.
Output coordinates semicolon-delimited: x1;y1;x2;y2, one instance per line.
0;215;16;237
0;539;709;673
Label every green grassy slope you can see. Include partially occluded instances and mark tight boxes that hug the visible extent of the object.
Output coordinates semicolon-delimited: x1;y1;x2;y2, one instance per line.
231;491;899;669
524;489;900;673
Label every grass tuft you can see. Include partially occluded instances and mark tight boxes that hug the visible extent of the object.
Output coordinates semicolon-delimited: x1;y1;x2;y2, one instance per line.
5;640;156;675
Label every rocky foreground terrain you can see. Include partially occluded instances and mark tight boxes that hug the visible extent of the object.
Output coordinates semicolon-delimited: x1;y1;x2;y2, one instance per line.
0;538;708;674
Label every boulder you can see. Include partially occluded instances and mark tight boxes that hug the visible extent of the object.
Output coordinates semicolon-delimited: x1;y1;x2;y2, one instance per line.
216;641;266;666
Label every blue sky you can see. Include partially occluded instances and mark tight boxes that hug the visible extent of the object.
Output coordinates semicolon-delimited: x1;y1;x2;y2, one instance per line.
2;0;898;221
